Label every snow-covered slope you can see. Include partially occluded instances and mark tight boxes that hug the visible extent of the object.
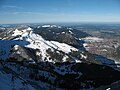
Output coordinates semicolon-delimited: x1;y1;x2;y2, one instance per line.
0;62;36;90
0;70;35;90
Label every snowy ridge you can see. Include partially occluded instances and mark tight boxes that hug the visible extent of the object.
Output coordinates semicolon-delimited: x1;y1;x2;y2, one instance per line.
12;27;78;53
0;27;85;63
20;28;78;62
41;25;60;28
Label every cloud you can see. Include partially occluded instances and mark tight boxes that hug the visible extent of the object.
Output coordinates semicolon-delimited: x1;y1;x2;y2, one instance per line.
2;5;21;9
1;11;80;18
10;12;48;15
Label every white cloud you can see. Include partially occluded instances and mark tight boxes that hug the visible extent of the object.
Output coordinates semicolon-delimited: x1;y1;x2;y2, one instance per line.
2;11;69;16
2;5;21;9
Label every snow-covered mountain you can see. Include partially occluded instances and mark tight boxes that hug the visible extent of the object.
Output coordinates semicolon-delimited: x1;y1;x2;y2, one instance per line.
0;25;120;90
0;25;96;64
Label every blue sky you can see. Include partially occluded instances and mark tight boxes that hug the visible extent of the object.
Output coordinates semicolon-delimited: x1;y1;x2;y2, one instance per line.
0;0;120;24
